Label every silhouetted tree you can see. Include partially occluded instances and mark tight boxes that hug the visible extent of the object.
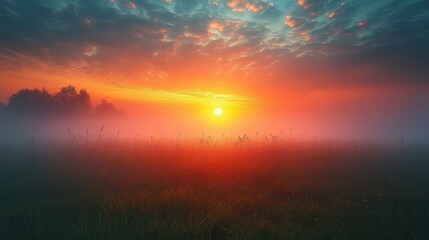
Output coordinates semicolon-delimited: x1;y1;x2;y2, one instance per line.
4;85;123;118
54;85;92;115
7;88;56;115
94;99;124;117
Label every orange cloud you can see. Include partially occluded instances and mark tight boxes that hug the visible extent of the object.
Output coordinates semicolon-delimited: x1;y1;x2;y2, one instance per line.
285;16;303;28
227;0;242;8
245;2;264;12
297;0;310;9
209;20;225;32
227;0;265;13
303;35;311;42
207;19;245;43
326;12;335;18
127;2;137;9
357;20;367;27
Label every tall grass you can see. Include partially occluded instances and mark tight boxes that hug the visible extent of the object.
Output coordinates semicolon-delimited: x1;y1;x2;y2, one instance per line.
0;134;428;239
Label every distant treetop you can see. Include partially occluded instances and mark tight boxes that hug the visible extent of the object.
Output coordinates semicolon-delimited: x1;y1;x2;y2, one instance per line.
3;85;123;118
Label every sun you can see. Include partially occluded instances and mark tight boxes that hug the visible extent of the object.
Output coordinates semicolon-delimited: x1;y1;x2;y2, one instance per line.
214;107;223;116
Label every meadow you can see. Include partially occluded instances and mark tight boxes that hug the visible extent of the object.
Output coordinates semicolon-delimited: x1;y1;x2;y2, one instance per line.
0;133;428;239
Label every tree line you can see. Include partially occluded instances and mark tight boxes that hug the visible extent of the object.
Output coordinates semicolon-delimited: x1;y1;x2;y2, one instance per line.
0;85;124;118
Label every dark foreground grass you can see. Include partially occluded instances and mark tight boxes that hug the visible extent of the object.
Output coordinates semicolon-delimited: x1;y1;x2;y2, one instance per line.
0;138;428;239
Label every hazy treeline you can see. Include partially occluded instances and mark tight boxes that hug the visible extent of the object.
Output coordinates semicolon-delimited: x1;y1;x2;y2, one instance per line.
0;85;123;118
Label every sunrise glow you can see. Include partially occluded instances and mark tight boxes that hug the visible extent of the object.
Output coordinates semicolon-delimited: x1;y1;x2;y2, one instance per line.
214;107;223;116
1;1;429;238
0;0;426;139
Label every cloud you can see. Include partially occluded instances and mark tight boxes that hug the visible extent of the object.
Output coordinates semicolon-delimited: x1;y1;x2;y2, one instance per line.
0;0;428;89
284;16;304;28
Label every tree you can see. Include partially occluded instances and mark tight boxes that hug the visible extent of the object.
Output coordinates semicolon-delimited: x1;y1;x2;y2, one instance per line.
4;85;123;118
54;85;92;114
7;88;56;115
77;89;92;112
94;99;124;117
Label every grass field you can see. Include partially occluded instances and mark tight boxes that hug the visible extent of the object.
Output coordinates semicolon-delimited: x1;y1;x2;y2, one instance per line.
0;135;428;239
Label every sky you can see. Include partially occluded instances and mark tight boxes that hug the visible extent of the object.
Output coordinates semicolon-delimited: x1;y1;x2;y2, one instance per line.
0;0;429;140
